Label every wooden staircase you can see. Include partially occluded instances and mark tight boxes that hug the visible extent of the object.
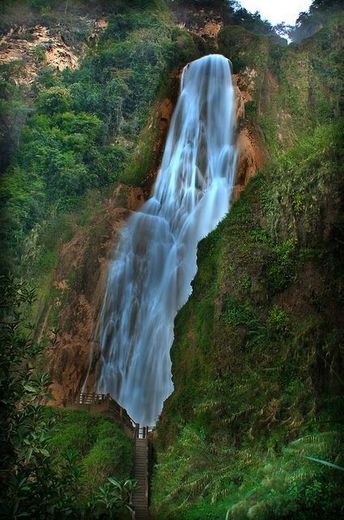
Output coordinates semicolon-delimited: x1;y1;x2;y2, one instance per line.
132;436;150;520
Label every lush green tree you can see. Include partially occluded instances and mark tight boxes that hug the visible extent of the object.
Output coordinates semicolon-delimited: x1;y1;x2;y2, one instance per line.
37;86;71;114
1;5;199;272
0;276;79;518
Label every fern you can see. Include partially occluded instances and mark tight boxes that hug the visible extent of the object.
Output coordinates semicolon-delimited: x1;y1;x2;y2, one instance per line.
224;430;344;519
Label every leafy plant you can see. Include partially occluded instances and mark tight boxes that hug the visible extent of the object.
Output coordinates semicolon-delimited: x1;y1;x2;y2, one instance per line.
0;276;77;518
90;477;137;519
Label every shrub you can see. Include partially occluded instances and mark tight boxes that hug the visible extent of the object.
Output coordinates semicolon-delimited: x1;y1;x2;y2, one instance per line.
37;87;71;114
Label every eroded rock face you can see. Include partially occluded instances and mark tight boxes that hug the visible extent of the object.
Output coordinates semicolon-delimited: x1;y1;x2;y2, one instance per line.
0;25;80;83
173;6;223;39
46;195;137;403
235;127;265;195
233;69;266;199
0;18;108;84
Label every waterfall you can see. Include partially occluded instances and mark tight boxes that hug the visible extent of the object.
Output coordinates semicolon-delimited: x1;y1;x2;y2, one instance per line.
95;54;237;426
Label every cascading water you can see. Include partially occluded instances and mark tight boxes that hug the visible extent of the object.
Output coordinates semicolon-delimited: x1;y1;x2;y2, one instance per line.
95;54;237;426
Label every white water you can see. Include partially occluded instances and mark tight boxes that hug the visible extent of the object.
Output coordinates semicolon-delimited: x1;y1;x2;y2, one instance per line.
96;54;237;426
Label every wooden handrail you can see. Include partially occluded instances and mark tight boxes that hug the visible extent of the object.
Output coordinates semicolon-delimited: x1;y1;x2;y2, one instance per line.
73;393;156;438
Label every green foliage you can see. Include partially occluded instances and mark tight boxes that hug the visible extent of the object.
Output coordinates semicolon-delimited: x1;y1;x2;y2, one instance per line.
218;25;272;74
153;16;344;517
1;2;343;519
0;62;30;173
261;123;344;245
305;456;344;472
90;477;136;519
45;408;134;498
0;2;199;274
153;428;344;520
244;100;257;116
265;239;297;294
267;305;289;336
170;1;279;38
0;276;80;518
37;86;71;114
222;296;290;349
225;432;344;520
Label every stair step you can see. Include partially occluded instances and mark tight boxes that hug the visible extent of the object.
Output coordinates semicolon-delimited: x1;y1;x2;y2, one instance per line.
133;439;150;520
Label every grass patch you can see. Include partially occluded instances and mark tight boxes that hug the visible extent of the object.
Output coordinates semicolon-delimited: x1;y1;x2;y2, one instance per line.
44;407;134;504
